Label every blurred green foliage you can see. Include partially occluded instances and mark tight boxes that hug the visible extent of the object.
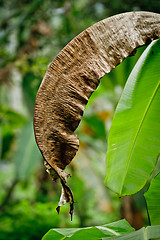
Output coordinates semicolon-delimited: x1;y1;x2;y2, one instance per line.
0;201;61;240
0;0;159;239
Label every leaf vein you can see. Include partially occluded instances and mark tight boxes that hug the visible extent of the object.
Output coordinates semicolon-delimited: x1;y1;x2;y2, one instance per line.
119;80;160;194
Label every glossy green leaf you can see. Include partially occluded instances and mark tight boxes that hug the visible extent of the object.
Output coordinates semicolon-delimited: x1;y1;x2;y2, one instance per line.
14;120;41;180
42;219;134;240
42;221;160;240
145;172;160;225
105;39;160;195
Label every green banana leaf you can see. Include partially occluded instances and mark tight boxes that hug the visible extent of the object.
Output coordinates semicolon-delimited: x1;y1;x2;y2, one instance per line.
145;172;160;225
105;39;160;196
42;219;160;240
113;225;160;240
42;219;134;240
14;120;41;180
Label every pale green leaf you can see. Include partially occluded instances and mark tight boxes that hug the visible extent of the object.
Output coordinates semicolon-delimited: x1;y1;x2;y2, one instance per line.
103;226;160;239
14;120;41;180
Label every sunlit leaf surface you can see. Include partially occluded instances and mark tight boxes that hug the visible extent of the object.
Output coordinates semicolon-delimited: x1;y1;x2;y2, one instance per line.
42;219;134;240
105;39;160;195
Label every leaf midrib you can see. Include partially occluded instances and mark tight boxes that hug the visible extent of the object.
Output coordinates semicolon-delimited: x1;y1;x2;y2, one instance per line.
119;80;160;195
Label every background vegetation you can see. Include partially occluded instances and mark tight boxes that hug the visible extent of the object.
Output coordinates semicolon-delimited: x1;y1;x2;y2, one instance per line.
0;1;160;239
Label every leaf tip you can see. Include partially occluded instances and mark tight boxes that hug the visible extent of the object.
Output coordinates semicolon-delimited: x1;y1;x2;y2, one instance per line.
56;206;60;214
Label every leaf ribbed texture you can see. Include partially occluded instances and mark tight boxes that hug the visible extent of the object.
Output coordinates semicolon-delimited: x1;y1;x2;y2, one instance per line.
42;221;160;239
42;219;134;240
145;172;160;225
105;39;160;195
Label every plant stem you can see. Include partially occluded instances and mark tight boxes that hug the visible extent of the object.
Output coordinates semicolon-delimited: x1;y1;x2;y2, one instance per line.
0;179;18;211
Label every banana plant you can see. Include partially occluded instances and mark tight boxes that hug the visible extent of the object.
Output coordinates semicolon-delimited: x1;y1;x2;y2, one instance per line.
34;12;160;239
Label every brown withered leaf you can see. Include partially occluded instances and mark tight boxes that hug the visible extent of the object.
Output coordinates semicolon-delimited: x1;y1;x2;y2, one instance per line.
33;12;160;219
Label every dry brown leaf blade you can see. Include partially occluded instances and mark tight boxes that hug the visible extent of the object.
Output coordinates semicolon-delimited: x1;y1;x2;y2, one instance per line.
33;12;160;217
56;181;74;220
